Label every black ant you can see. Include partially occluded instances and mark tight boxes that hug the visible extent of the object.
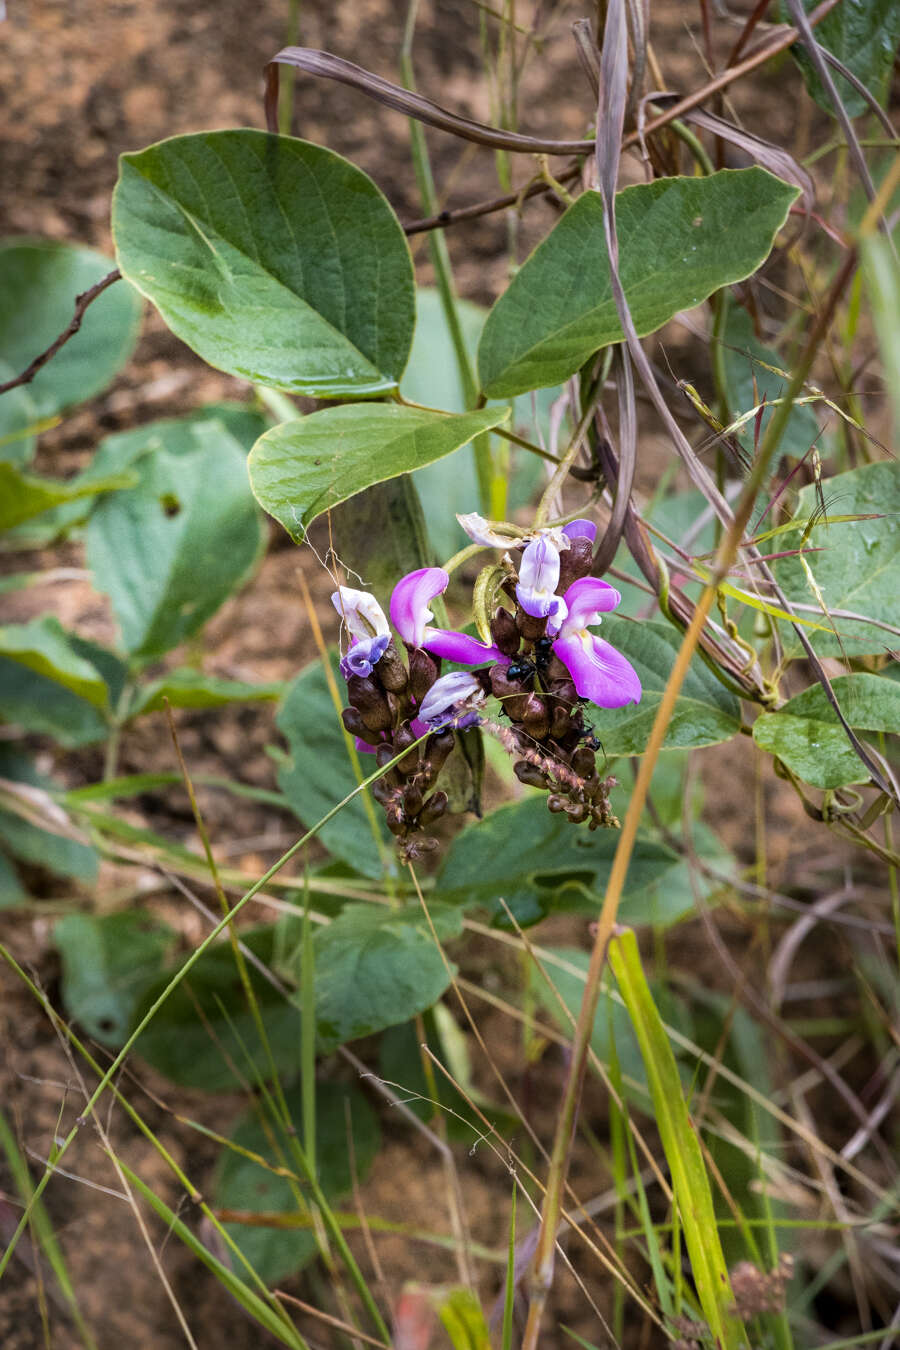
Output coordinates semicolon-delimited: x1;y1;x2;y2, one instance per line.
506;656;536;683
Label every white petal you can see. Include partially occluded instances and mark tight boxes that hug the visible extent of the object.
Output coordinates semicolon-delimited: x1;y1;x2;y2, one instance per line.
332;587;390;640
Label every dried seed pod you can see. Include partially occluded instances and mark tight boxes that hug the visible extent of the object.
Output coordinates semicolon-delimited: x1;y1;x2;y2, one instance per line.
516;608;548;641
418;790;448;826
557;536;593;591
341;707;380;745
514;760;550;790
490;606;520;656
376;642;409;692
521;693;550;741
346;675;393;732
407;647;439;702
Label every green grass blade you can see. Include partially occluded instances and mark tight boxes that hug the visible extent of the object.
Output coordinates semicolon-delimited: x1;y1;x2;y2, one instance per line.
608;929;744;1348
501;1181;516;1350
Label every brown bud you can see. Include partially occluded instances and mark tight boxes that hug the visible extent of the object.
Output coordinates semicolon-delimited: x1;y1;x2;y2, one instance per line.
547;794;567;813
521;694;550;741
557;537;593;591
385;802;406;836
514;760;550;790
571;746;597;779
346;674;393;732
418;790;448;826
341;707;380;745
548;676;577;705
516;608;548;641
376;743;398;771
376;642;409;692
490;665;529;721
490;606;520;656
403;835;440;861
403;782;424;817
565;802;587;824
408;647;439;702
393;725;420;775
544;654;569;682
372;777;396;805
550;704;574;740
425;729;455;776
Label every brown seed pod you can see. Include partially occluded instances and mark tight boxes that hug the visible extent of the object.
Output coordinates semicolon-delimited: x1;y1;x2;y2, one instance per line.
490;606;520;656
341;706;380;745
418;790;448;827
521;693;550;741
346;674;393;732
407;647;439;702
376;643;409;692
516;608;548;641
514;760;550;790
490;665;530;721
393;725;421;775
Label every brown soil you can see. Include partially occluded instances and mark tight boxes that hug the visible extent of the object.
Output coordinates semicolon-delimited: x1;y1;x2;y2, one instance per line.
1;2;894;1347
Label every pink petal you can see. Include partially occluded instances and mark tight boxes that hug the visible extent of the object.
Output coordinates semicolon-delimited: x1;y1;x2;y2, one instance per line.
554;632;641;708
390;568;449;647
559;576;621;633
423;628;504;664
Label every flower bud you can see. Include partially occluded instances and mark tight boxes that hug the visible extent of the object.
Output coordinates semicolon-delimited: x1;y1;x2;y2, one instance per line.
557;537;593;592
385;802;406;835
418;790;448;826
393;725;420;775
403;782;424;817
341;707;380;745
550;704;574;741
490;607;520;656
425;729;455;777
376;642;409;692
516;608;548;641
521;694;550;741
547;794;567;813
514;760;550;790
490;665;530;721
408;647;439;702
571;746;597;779
346;675;393;732
403;835;440;860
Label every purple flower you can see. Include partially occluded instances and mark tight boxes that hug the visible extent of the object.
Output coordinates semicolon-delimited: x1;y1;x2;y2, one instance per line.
562;518;598;543
516;536;568;624
390;567;503;664
549;577;641;709
331;586;392;679
418;671;484;729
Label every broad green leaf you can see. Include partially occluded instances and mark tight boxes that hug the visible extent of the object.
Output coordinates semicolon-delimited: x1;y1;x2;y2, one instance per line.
402;288;549;558
721;306;819;459
128;669;282;718
478;170;799;398
785;0;900;117
276;654;391;879
0;616;110;708
54;911;175;1047
0;239;142;415
0;365;38;467
112;130;415;397
213;1081;380;1285
249;403;510;541
529;945;645;1084
0;660;108;747
752;672;900;788
608;930;742;1347
774;461;900;656
0;851;26;909
0;461;135;531
435;795;733;927
584;616;741;754
86;418;264;658
0;749;98;886
132;926;304;1092
309;903;461;1052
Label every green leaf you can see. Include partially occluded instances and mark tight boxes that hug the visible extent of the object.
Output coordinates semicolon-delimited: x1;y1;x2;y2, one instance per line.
309;903;461;1052
401;288;549;558
608;930;742;1347
0;366;38;467
529;945;645;1084
0;659;108;747
0;461;135;531
585;616;741;754
721;306;819;459
435;795;732;927
862;237;900;449
774;461;900;656
54;911;176;1047
330;474;433;604
752;672;900;788
785;0;900;117
249;403;510;541
128;669;282;718
276;654;391;879
213;1081;380;1284
132;926;304;1092
112;130;415;397
0;749;98;886
478;169;799;398
86;418;264;658
0;616;110;708
434;1287;492;1350
0;851;26;909
0;239;142;416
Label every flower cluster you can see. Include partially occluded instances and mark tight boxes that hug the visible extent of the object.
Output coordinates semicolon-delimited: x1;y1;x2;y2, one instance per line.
332;514;641;858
